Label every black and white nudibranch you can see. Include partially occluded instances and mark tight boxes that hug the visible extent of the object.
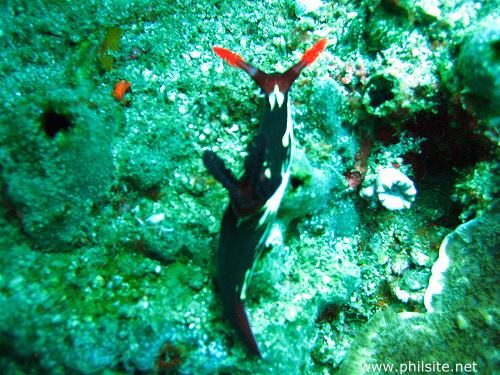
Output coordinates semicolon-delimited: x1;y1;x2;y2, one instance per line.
203;38;327;357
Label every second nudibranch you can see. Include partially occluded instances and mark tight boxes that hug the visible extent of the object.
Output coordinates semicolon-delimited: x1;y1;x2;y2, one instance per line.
203;38;327;357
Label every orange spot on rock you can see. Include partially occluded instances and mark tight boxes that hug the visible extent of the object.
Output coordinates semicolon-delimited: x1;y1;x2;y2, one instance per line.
112;80;131;101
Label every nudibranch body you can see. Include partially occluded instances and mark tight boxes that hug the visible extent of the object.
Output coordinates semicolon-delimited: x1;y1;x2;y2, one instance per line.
203;39;327;357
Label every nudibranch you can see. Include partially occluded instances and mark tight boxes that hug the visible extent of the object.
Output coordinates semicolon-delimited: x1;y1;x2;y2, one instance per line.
203;39;327;357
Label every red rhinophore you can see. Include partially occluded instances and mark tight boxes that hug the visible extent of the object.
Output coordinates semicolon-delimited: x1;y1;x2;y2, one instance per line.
212;46;244;67
213;39;327;98
300;38;328;66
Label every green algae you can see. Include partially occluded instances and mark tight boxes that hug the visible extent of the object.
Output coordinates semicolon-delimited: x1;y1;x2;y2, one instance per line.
99;27;123;72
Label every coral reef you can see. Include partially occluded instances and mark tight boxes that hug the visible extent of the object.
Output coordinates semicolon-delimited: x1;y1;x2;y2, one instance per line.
341;201;499;374
0;0;497;373
457;17;500;119
452;160;500;222
0;88;117;249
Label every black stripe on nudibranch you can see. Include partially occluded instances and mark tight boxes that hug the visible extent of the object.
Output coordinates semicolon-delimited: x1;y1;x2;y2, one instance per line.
205;38;327;357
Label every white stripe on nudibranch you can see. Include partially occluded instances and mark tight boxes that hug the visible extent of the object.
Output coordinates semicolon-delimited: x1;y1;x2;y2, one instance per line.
242;222;272;300
282;102;293;148
257;167;290;230
258;156;292;228
259;98;294;228
269;84;285;110
240;269;252;300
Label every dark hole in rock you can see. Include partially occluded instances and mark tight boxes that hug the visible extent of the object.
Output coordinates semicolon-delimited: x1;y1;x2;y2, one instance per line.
492;39;500;60
367;75;395;108
375;124;398;145
41;109;73;138
402;105;494;227
404;108;492;179
290;176;305;190
380;0;408;17
316;303;341;323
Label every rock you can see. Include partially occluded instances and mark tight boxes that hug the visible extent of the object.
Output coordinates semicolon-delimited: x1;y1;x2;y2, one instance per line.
340;202;499;374
279;148;332;221
424;200;499;313
457;18;500;118
295;0;323;17
0;90;116;249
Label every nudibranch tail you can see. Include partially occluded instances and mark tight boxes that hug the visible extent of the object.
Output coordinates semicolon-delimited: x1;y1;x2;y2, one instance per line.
216;205;268;357
228;299;261;357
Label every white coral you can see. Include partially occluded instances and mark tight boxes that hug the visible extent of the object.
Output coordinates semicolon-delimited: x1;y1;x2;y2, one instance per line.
360;167;417;211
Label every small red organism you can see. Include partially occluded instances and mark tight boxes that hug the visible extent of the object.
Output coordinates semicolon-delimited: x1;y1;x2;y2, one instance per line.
345;170;362;189
354;135;372;175
339;62;354;85
345;134;372;189
338;60;368;87
112;79;131;101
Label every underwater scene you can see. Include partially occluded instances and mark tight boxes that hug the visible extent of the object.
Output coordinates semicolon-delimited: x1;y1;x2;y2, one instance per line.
0;0;498;373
